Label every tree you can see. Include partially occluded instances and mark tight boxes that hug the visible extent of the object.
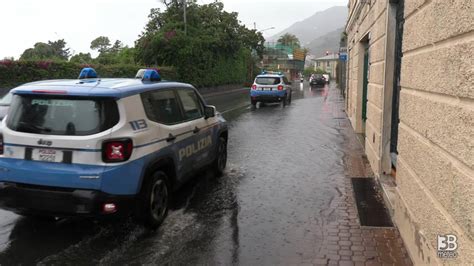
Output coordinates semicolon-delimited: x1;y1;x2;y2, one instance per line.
90;36;111;53
135;1;264;86
20;42;56;60
277;33;301;48
20;39;71;61
48;39;70;60
70;52;93;64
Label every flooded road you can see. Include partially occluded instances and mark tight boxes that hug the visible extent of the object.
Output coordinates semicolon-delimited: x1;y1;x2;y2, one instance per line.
0;82;353;265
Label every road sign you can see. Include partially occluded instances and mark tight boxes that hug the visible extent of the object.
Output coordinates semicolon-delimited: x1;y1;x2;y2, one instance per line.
339;53;348;61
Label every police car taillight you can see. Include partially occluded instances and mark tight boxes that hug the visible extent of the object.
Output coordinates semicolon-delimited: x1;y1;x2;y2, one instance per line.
102;139;133;163
277;85;284;91
251;85;257;90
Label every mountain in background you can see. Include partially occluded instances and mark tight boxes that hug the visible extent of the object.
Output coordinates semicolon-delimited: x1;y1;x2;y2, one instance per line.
268;6;347;56
307;27;344;57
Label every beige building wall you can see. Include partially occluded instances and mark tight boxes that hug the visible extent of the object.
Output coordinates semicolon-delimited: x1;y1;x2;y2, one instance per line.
345;0;388;176
392;0;474;264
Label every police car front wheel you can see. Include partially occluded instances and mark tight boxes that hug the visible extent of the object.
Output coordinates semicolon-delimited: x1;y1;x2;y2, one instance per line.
213;137;227;176
137;171;170;229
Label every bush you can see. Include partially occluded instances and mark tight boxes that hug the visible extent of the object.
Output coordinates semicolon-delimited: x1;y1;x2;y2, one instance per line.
0;60;176;89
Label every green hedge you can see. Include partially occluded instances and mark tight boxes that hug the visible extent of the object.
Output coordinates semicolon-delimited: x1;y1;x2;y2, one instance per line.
0;60;176;89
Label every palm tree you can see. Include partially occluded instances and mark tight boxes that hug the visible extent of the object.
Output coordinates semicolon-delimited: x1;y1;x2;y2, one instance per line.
277;33;301;48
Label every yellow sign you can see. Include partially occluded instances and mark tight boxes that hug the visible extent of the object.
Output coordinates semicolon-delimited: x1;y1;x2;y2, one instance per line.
293;49;305;61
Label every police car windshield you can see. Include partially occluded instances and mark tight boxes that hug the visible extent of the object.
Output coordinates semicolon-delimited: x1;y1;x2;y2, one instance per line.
7;95;119;136
256;77;281;85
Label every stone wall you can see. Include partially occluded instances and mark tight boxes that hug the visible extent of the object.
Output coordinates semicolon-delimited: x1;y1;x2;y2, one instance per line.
346;0;388;176
393;0;474;264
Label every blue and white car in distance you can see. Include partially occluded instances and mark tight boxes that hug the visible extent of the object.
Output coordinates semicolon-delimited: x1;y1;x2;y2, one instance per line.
0;68;228;228
250;71;292;107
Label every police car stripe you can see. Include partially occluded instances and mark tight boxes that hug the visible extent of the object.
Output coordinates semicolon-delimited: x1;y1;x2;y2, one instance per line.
134;123;219;149
3;143;101;152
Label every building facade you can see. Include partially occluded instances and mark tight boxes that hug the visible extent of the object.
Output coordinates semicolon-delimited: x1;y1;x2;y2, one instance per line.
313;54;339;80
345;0;473;264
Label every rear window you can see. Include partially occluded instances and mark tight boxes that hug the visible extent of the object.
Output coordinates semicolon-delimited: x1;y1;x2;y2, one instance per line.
256;77;281;85
6;95;119;136
314;74;323;78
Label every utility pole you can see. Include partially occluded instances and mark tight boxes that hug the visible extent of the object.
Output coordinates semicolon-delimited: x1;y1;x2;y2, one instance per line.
183;0;187;35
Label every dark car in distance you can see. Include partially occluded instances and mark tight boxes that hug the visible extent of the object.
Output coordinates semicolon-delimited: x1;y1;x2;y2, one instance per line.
310;74;326;86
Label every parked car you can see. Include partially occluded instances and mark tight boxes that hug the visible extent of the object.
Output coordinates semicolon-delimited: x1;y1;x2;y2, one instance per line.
310;74;326;86
250;71;292;107
0;68;228;228
0;90;12;121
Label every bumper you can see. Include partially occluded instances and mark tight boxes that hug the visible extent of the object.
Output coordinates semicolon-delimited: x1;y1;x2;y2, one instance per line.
0;182;136;217
250;90;287;102
310;81;325;86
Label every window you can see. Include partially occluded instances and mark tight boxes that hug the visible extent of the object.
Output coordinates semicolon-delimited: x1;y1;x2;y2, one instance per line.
141;90;184;124
327;61;330;67
316;62;320;67
256;77;281;85
177;89;203;121
7;95;119;136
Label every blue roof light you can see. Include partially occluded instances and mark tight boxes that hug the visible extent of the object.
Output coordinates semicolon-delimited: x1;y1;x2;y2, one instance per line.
140;69;161;82
78;68;98;79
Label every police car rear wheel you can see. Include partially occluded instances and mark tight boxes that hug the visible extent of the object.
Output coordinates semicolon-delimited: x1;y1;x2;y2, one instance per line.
213;137;227;176
139;171;169;228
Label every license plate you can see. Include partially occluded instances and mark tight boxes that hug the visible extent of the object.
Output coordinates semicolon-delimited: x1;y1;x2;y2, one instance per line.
32;148;63;163
263;87;272;91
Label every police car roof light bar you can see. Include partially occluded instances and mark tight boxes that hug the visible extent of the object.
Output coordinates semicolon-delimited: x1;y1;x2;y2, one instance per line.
78;68;98;79
141;69;161;82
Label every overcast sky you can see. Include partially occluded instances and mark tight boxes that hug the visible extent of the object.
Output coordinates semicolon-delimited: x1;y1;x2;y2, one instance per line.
0;0;347;59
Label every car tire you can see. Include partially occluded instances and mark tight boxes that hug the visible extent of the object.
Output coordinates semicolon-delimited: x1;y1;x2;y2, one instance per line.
136;171;170;229
212;136;227;176
251;99;257;107
282;95;287;107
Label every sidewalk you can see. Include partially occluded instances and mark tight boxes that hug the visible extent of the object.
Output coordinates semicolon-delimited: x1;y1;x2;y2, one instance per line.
305;85;412;266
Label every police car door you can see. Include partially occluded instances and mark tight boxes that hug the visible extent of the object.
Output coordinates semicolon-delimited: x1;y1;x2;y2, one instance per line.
176;88;215;170
141;89;195;179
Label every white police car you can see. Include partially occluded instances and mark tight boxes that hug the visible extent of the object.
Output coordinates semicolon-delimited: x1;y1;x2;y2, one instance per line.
250;71;292;107
0;68;228;228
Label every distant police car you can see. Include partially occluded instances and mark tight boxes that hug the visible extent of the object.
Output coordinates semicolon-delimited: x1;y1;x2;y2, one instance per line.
250;71;292;107
0;68;228;228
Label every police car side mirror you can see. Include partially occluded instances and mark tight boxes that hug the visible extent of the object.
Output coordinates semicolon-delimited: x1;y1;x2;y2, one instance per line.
204;105;216;119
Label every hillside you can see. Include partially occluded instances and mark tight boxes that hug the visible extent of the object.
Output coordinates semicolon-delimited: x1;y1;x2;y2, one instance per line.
268;6;347;46
307;27;344;57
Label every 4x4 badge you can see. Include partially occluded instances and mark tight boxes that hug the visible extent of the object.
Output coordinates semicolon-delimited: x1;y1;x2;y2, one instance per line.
37;139;52;146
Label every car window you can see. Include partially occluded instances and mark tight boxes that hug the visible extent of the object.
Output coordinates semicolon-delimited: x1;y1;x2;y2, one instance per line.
177;89;203;121
141;90;184;125
256;77;281;85
7;95;119;136
0;92;12;106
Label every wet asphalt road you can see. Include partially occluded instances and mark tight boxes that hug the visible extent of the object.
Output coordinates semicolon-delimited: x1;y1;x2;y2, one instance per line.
0;82;346;265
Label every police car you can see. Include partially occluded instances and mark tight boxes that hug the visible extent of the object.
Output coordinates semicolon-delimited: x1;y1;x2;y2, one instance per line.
250;71;292;107
0;68;228;228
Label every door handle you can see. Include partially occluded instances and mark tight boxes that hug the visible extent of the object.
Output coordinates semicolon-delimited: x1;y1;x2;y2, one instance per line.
193;126;200;134
166;133;176;142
